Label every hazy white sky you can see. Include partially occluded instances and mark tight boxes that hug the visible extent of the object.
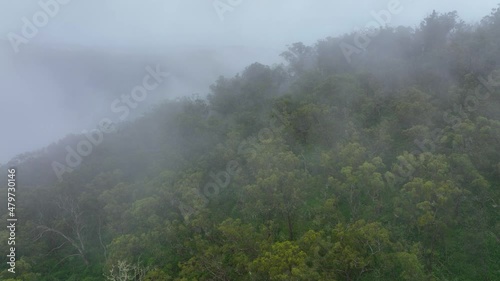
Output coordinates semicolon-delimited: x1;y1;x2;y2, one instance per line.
0;0;498;50
1;0;499;163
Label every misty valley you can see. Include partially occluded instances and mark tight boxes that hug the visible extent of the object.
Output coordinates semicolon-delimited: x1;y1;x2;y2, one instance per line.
1;2;500;281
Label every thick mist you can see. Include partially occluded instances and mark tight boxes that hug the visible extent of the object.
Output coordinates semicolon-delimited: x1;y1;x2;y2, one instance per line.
1;0;498;163
1;1;500;280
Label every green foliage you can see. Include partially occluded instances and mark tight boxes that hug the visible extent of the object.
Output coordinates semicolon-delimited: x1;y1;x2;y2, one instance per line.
251;241;314;281
3;7;500;281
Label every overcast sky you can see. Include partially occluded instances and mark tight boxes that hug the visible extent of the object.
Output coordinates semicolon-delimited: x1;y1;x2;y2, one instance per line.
0;0;498;49
1;0;499;164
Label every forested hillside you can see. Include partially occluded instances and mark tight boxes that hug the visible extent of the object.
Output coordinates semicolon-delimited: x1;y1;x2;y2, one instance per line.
1;8;500;281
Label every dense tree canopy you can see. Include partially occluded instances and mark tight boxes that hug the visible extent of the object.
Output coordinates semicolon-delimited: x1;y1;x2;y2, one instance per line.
1;7;500;280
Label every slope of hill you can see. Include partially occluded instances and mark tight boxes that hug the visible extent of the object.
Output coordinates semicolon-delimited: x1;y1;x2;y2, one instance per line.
0;40;282;164
1;7;500;281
